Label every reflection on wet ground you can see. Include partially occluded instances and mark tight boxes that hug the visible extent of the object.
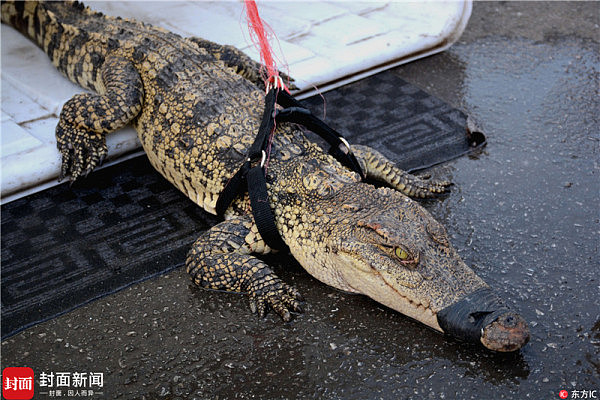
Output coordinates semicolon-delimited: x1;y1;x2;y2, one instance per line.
400;35;599;398
2;2;598;399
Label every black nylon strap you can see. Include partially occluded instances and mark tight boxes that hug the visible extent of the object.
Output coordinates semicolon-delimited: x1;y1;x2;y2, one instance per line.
247;165;287;249
244;88;285;249
248;89;278;161
216;88;364;250
275;107;365;179
215;161;249;216
215;89;278;217
216;88;284;249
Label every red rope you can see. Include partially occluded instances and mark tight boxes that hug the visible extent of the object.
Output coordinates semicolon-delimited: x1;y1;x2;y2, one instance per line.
244;0;288;92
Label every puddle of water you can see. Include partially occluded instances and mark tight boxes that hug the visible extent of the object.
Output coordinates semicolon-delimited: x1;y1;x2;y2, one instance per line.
424;37;599;397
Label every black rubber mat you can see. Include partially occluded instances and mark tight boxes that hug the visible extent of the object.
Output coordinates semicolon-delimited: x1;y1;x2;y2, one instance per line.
1;70;483;339
301;71;484;172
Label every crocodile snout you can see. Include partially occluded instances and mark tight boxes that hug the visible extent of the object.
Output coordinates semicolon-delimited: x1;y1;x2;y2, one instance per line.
480;311;530;352
437;288;530;352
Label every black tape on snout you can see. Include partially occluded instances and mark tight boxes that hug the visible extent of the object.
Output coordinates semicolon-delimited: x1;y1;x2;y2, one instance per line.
437;288;510;343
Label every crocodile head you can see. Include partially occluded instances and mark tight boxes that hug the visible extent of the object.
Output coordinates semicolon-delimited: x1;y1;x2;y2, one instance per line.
293;184;529;352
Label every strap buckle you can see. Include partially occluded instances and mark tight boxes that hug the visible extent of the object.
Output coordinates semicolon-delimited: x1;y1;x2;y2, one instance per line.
266;75;286;93
260;150;267;168
338;137;350;155
247;150;267;168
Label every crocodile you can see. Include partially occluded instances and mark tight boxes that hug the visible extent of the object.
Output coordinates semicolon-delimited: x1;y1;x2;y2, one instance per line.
2;1;529;351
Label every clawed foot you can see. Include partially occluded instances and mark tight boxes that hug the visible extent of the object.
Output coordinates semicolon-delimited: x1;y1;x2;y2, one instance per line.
409;173;453;198
248;268;304;322
385;169;452;199
352;144;452;199
57;125;107;182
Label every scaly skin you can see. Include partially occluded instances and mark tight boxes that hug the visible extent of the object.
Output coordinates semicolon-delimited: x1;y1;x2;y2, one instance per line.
2;1;529;351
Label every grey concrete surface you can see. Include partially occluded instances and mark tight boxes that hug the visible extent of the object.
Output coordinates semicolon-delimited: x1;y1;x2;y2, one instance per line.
2;2;599;399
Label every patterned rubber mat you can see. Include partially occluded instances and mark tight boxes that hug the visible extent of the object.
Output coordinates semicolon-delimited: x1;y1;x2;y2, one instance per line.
301;71;483;172
1;71;483;339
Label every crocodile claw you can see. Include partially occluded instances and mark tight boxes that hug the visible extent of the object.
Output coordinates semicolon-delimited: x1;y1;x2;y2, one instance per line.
248;271;304;322
56;125;107;183
413;174;453;198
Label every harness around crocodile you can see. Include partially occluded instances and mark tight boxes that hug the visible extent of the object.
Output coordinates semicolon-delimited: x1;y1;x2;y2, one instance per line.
2;1;530;351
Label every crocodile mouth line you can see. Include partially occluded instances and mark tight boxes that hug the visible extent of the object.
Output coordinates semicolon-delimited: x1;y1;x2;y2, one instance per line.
377;276;530;351
379;275;441;331
342;264;442;332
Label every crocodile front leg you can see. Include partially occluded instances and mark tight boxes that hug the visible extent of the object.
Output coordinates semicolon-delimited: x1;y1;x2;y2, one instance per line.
352;144;451;198
186;215;303;321
187;37;296;90
56;55;144;181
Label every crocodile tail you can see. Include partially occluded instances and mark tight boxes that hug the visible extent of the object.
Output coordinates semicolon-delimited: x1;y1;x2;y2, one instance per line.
3;1;68;43
1;1;93;47
2;1;37;38
1;1;108;90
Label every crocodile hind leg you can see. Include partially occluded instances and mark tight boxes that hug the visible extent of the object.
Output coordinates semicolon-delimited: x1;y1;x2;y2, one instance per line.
56;55;144;182
186;215;303;321
352;144;451;199
187;37;296;90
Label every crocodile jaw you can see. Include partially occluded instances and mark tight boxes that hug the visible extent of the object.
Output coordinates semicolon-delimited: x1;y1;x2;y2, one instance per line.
335;257;530;352
336;252;442;332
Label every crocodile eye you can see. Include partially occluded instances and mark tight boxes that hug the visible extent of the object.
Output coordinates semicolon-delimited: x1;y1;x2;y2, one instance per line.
395;247;409;260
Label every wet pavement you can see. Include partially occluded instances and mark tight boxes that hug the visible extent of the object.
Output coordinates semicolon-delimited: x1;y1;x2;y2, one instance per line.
2;2;599;399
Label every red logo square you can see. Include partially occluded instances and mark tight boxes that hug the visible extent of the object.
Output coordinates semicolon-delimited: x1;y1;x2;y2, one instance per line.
2;367;34;400
559;390;569;399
